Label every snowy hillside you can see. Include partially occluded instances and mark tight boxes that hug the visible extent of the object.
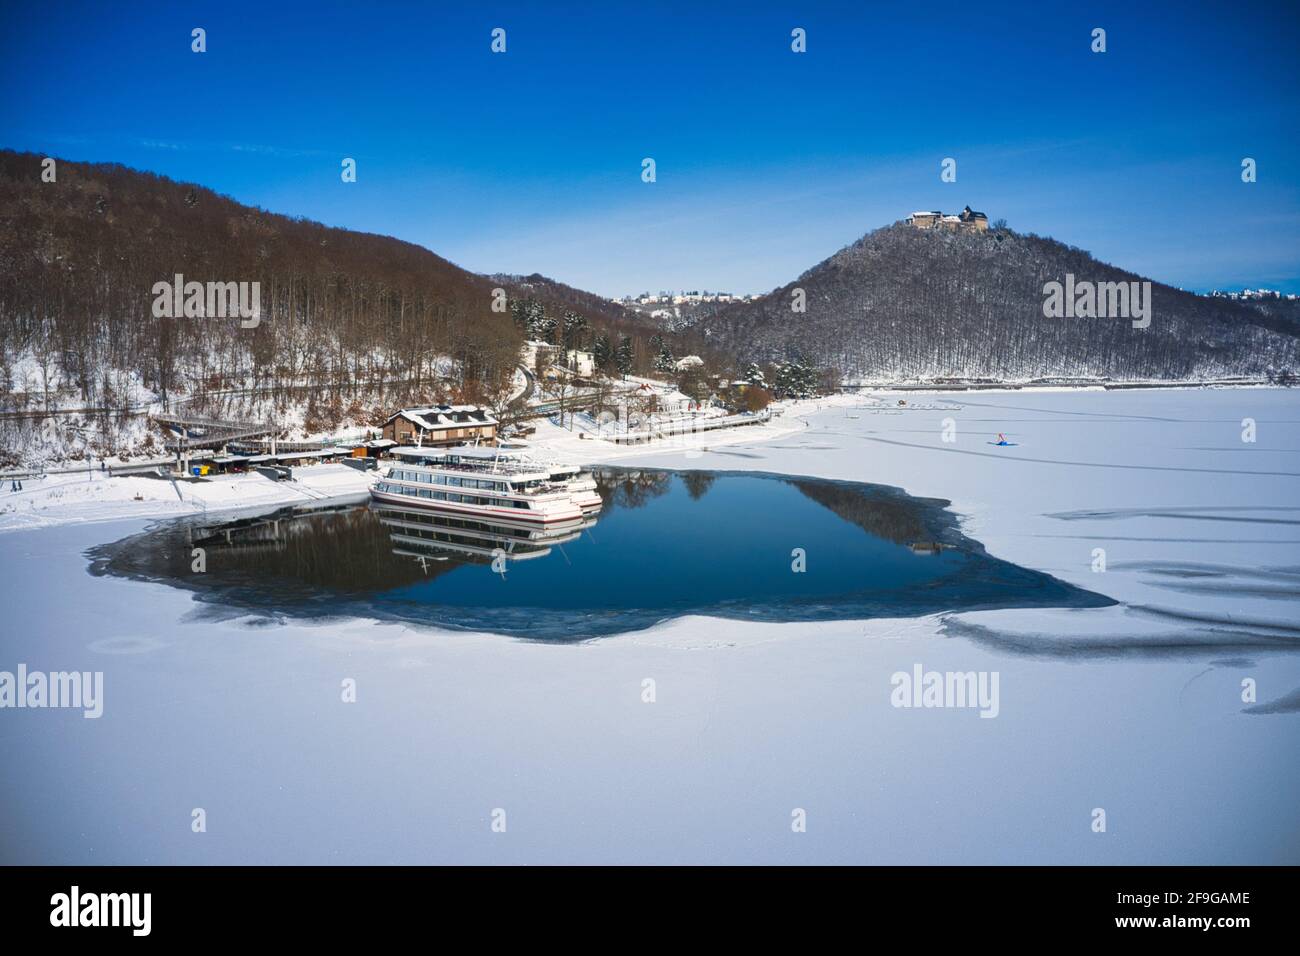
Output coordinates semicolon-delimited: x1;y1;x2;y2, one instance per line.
694;223;1300;382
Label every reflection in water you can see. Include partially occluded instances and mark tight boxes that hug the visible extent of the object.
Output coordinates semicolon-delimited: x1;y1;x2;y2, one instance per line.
784;478;936;547
595;468;673;511
89;468;1114;639
375;505;587;567
185;504;460;595
177;496;598;594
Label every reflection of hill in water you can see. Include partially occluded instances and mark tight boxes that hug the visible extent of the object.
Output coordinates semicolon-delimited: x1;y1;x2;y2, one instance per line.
784;479;938;548
593;467;942;549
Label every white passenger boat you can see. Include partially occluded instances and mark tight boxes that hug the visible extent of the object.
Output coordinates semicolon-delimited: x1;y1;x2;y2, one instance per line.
540;461;603;516
369;446;594;529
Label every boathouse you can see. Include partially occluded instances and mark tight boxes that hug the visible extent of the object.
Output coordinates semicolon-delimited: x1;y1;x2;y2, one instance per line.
380;406;499;447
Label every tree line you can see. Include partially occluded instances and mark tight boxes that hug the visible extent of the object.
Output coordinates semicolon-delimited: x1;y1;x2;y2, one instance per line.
0;151;715;445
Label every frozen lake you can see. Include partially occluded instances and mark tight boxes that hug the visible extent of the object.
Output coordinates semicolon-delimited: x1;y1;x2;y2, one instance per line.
1;388;1297;864
87;469;1110;639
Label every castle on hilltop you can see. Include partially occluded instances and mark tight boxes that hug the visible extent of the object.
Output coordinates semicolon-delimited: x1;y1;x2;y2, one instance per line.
907;206;989;233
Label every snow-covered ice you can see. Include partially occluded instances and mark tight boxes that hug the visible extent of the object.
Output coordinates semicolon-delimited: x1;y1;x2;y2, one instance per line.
0;388;1297;864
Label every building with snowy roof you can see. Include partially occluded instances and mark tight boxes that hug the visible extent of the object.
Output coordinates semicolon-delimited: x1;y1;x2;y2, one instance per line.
380;405;498;447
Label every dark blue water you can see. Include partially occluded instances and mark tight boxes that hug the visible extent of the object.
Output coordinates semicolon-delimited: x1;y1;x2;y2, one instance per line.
89;468;1113;638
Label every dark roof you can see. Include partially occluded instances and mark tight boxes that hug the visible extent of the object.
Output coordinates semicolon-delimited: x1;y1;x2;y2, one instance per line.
960;205;988;219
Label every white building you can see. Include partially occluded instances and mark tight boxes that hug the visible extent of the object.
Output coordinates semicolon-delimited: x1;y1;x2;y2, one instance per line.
565;349;596;377
521;340;561;369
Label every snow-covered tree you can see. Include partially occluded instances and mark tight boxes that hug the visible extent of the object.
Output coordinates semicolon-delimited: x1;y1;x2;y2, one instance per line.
653;345;676;373
561;310;588;350
592;333;613;372
615;336;634;379
773;357;819;399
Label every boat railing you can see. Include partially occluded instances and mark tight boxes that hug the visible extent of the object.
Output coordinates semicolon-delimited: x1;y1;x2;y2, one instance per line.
387;457;546;478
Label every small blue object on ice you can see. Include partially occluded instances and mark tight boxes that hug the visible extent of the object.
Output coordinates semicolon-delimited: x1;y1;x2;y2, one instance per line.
988;433;1017;447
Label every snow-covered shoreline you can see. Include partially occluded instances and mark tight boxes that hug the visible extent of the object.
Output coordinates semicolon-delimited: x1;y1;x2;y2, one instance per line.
0;400;816;535
0;461;373;535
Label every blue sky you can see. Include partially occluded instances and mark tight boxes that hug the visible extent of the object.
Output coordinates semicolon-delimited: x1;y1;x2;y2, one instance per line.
3;0;1298;296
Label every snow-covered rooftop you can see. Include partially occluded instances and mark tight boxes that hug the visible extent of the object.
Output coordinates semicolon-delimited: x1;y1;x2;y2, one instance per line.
385;406;498;430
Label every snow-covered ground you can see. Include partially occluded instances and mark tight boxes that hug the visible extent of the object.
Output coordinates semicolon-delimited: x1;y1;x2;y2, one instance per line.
1;388;1297;864
0;406;809;534
0;463;373;534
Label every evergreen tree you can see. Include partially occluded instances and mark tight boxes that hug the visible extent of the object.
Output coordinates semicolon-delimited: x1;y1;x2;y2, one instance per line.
561;310;589;351
653;345;676;373
509;298;530;333
615;336;635;379
773;356;819;399
592;333;613;372
524;300;550;341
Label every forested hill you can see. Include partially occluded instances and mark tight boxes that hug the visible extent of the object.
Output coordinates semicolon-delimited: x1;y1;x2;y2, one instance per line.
0;150;688;423
692;223;1300;382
